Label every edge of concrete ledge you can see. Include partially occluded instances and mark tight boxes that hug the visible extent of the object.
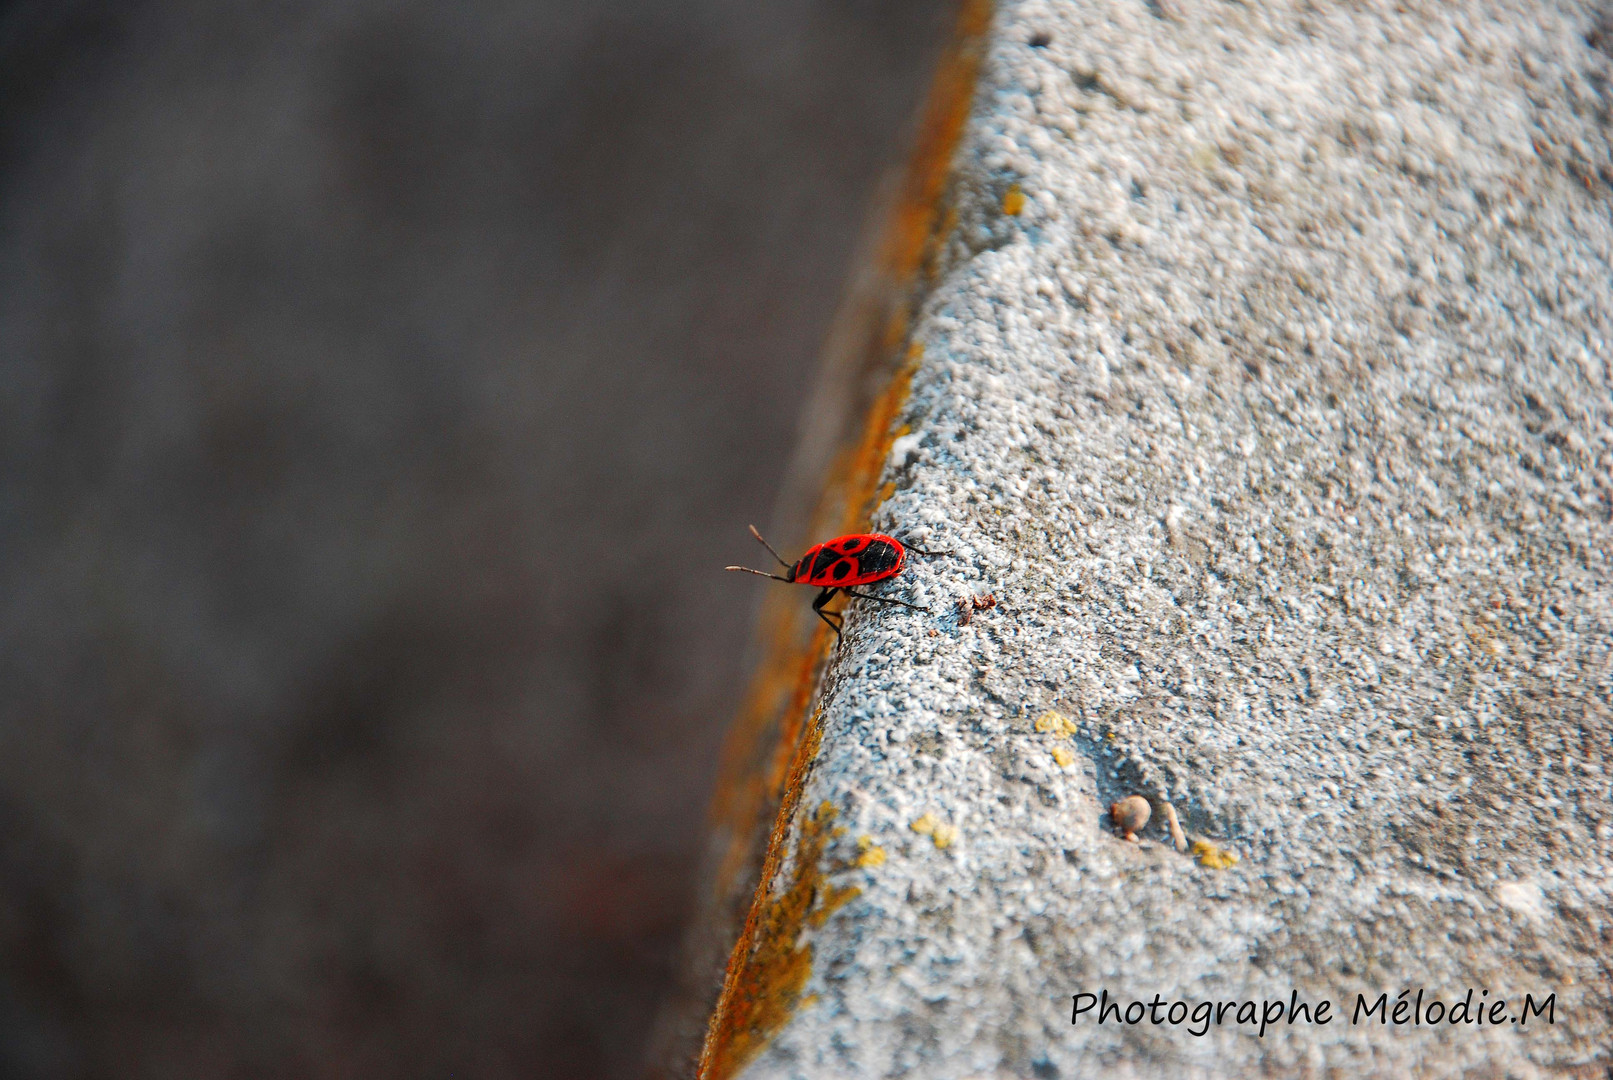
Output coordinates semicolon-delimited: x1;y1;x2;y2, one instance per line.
644;3;996;1077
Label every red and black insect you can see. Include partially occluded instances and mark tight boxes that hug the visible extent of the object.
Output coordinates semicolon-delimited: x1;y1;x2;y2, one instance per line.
726;525;946;641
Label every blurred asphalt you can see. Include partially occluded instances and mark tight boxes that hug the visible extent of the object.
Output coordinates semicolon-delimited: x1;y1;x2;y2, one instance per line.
0;1;949;1076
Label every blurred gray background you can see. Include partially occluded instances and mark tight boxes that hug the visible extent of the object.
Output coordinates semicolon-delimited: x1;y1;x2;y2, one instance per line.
0;1;948;1076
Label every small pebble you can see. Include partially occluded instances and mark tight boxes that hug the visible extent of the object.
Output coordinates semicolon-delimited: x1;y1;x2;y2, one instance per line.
1110;795;1150;841
958;594;996;626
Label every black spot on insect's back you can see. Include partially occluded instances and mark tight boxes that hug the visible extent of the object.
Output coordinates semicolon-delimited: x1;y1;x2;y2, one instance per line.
832;560;852;581
857;539;900;578
811;546;839;579
839;537;867;554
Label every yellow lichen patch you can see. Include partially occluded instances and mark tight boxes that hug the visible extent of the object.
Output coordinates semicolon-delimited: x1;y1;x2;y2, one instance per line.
1192;839;1240;869
911;814;957;849
1049;745;1076;768
701;800;861;1079
1034;710;1078;737
1002;184;1026;216
855;835;887;869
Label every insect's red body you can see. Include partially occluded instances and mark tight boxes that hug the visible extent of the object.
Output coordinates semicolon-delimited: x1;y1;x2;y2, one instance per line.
726;526;945;643
786;533;906;587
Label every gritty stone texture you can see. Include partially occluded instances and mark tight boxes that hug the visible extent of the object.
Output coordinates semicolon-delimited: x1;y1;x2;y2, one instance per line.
733;0;1613;1076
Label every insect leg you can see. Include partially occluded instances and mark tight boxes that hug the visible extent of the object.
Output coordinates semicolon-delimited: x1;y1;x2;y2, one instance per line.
812;587;843;641
843;589;929;612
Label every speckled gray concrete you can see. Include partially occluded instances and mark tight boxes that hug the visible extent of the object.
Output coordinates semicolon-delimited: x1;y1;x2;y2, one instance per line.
734;1;1613;1076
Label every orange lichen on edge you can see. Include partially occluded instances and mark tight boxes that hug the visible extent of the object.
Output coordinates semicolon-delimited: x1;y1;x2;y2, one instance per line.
696;3;992;1076
885;0;994;283
696;340;925;1080
700;796;860;1080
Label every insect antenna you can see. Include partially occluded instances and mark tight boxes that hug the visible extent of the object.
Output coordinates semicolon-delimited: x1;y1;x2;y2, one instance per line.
726;565;792;582
748;524;793;570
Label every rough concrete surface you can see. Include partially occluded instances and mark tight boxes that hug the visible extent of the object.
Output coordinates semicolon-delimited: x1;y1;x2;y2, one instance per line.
728;0;1613;1075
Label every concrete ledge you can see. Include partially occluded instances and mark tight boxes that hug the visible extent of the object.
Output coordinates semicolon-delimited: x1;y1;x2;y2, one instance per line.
693;1;1613;1076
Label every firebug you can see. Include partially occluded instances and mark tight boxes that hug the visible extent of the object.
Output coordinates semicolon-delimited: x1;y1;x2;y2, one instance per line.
726;525;946;641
